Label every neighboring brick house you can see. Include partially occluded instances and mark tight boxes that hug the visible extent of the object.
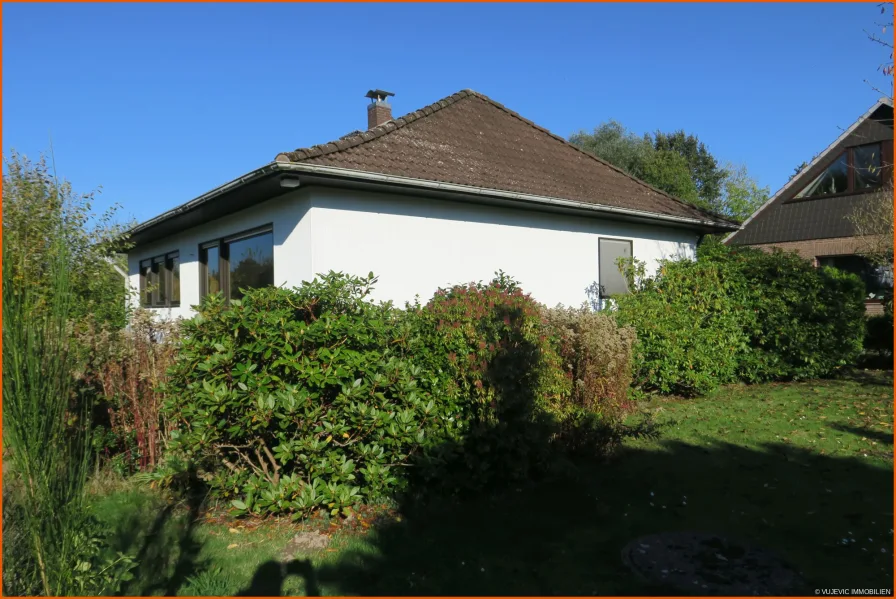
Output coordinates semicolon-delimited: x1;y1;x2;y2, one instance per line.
726;98;894;314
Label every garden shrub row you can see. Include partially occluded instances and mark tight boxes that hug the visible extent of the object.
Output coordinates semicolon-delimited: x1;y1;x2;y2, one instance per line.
162;272;637;518
160;239;868;517
615;239;867;396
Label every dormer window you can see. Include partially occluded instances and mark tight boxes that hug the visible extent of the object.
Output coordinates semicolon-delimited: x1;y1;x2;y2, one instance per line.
793;142;883;200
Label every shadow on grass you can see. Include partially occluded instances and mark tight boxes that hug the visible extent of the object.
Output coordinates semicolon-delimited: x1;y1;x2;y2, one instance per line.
96;431;893;596
831;422;894;445
237;559;320;597
306;439;893;596
835;368;894;387
101;471;208;596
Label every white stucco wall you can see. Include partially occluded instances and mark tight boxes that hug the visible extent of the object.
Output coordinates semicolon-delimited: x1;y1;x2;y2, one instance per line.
309;188;696;308
128;186;697;319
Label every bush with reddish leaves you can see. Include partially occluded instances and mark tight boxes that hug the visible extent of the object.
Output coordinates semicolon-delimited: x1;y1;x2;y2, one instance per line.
401;272;640;488
400;272;568;487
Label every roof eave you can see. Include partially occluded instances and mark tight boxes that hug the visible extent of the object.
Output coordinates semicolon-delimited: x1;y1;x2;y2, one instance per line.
277;162;739;232
127;162;739;248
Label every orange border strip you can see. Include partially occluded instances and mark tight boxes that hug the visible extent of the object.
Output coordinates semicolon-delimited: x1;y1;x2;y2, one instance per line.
0;2;891;599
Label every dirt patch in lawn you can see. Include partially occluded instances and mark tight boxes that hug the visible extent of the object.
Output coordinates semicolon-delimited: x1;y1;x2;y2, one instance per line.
622;531;804;595
281;531;331;558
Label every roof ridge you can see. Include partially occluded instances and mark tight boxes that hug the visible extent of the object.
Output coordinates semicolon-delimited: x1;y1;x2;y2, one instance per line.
275;90;476;163
276;88;734;225
463;90;733;224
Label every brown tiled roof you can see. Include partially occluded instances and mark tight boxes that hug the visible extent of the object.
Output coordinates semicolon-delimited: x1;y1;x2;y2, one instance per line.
276;90;735;226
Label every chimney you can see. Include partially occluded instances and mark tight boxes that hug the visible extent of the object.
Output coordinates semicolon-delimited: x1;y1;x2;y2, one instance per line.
366;89;395;129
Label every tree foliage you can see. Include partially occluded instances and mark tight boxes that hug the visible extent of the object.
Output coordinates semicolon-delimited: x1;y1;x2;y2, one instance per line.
652;130;726;209
641;150;699;205
2;150;133;328
720;162;771;222
569;120;654;180
570;122;767;221
848;182;894;269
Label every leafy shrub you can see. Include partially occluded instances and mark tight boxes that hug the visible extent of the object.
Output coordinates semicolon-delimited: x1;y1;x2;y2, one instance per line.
164;273;464;518
164;271;655;516
699;241;866;381
614;258;747;396
77;310;181;472
613;240;867;396
399;272;568;488
541;305;636;416
866;313;894;355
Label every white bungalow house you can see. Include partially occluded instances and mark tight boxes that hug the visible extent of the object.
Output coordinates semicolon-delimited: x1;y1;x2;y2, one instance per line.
126;89;738;318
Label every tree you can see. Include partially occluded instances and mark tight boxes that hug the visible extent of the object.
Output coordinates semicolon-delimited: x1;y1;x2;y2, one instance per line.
720;162;770;221
570;121;764;221
641;150;699;205
652;130;728;211
2;150;133;328
848;182;894;269
569;121;654;180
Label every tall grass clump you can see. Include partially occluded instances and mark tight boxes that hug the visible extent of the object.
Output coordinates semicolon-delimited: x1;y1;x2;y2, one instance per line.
2;170;134;595
3;234;90;595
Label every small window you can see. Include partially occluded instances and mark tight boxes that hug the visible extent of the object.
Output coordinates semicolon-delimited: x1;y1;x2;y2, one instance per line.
138;251;180;308
202;244;221;296
200;226;274;303
795;152;849;198
598;238;632;298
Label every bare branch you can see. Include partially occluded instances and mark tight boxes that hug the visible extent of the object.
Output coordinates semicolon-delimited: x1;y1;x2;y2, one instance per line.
866;29;895;50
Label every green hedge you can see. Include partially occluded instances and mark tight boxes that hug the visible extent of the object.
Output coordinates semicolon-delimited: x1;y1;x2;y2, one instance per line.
162;272;638;517
614;240;866;396
164;273;466;518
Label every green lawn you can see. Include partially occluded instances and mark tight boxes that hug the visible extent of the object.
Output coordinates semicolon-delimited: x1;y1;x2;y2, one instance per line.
92;372;894;596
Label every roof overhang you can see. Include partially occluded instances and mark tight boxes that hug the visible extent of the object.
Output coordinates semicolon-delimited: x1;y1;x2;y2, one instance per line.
127;162;739;248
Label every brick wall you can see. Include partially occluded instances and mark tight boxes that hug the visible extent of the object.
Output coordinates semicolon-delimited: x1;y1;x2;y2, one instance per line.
748;236;863;265
367;103;392;129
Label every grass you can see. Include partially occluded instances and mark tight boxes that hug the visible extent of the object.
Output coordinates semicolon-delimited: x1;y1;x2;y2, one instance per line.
90;372;894;596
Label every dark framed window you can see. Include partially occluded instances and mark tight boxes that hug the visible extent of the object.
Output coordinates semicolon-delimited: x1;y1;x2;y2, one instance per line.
139;251;180;308
598;238;632;298
794;142;884;200
200;225;274;302
818;255;893;300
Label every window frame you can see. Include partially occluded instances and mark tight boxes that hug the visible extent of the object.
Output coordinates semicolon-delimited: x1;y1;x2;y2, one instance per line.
788;142;885;203
138;251;180;308
597;236;633;299
199;224;274;303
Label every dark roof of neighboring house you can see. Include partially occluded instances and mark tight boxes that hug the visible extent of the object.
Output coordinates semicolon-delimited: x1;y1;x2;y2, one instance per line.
276;89;736;227
728;98;894;246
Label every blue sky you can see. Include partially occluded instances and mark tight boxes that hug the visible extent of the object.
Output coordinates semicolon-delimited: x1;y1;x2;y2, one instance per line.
3;2;890;225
